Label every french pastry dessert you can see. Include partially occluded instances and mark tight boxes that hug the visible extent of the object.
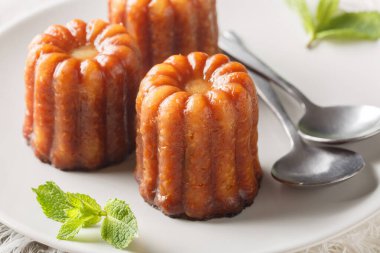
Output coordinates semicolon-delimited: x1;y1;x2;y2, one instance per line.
108;0;218;71
135;52;262;220
24;19;142;170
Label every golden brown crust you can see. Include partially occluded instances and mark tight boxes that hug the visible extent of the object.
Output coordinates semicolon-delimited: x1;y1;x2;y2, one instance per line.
86;19;109;43
101;39;143;151
45;25;76;48
66;19;87;46
215;83;258;203
194;0;218;54
207;90;241;215
32;53;69;161
136;52;262;219
170;0;198;54
50;58;80;168
164;54;192;83
23;44;64;139
148;0;175;64
156;91;189;215
203;54;230;81
139;85;180;202
125;0;152;70
78;59;106;169
108;0;126;25
108;0;219;70
187;51;208;78
183;94;213;219
24;19;142;170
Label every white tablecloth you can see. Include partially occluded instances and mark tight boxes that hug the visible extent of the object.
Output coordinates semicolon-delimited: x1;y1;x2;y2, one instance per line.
0;0;380;252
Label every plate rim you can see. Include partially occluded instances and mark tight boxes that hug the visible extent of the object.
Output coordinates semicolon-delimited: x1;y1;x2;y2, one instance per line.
0;1;379;252
0;0;71;35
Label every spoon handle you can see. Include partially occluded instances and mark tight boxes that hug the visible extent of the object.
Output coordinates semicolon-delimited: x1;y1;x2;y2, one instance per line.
219;31;313;108
249;70;301;146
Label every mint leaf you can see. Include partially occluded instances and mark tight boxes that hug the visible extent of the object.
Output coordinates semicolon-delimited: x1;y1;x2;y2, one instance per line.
33;182;138;249
316;0;340;28
286;0;380;48
66;193;103;226
101;199;138;249
316;12;380;40
66;193;102;212
57;218;86;240
286;0;315;34
32;181;70;222
66;207;80;220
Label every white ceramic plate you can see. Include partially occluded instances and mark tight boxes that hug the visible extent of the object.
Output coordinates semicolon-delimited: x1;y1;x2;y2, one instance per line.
1;0;380;252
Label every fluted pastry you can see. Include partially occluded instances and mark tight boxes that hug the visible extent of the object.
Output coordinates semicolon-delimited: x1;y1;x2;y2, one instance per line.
108;0;218;71
24;19;142;170
135;52;262;220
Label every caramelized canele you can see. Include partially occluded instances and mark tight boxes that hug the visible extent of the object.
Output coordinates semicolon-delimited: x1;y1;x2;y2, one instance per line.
24;19;142;170
136;52;262;220
108;0;219;71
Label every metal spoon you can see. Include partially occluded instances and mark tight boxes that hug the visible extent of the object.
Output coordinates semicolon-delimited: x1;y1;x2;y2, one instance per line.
219;31;380;144
249;71;365;186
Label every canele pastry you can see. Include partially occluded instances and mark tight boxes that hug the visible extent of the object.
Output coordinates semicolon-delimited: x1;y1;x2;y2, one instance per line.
24;19;142;170
108;0;218;70
135;52;262;220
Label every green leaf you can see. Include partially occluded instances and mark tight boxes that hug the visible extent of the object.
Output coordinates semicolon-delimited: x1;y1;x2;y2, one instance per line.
101;199;138;249
33;182;138;248
32;182;70;222
66;193;102;212
66;193;103;227
65;208;80;219
316;12;380;40
316;0;340;28
286;0;315;34
57;218;86;240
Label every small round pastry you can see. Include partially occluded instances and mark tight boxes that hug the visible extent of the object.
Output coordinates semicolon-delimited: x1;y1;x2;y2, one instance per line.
24;19;142;170
135;52;262;220
108;0;218;71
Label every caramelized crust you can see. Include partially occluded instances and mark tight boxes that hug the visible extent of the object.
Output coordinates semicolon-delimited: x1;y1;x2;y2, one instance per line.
51;58;80;168
183;94;213;218
156;91;189;215
24;19;143;170
108;0;219;71
136;53;262;220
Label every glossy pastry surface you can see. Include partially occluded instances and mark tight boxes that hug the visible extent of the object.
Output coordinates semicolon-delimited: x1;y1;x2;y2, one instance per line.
136;52;262;220
24;19;142;170
108;0;219;70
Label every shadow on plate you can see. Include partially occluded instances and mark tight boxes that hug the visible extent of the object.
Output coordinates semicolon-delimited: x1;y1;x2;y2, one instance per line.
344;133;380;164
210;162;378;224
73;225;102;243
127;237;154;253
72;225;152;253
92;153;136;175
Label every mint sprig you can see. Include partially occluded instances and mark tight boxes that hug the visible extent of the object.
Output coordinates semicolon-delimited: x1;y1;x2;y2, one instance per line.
32;181;138;249
286;0;380;48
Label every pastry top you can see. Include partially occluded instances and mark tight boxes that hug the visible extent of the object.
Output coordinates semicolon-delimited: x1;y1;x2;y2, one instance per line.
26;18;141;68
137;52;259;117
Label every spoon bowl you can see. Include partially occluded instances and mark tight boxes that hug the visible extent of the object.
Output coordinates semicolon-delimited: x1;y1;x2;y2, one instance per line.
272;143;365;187
299;105;380;144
